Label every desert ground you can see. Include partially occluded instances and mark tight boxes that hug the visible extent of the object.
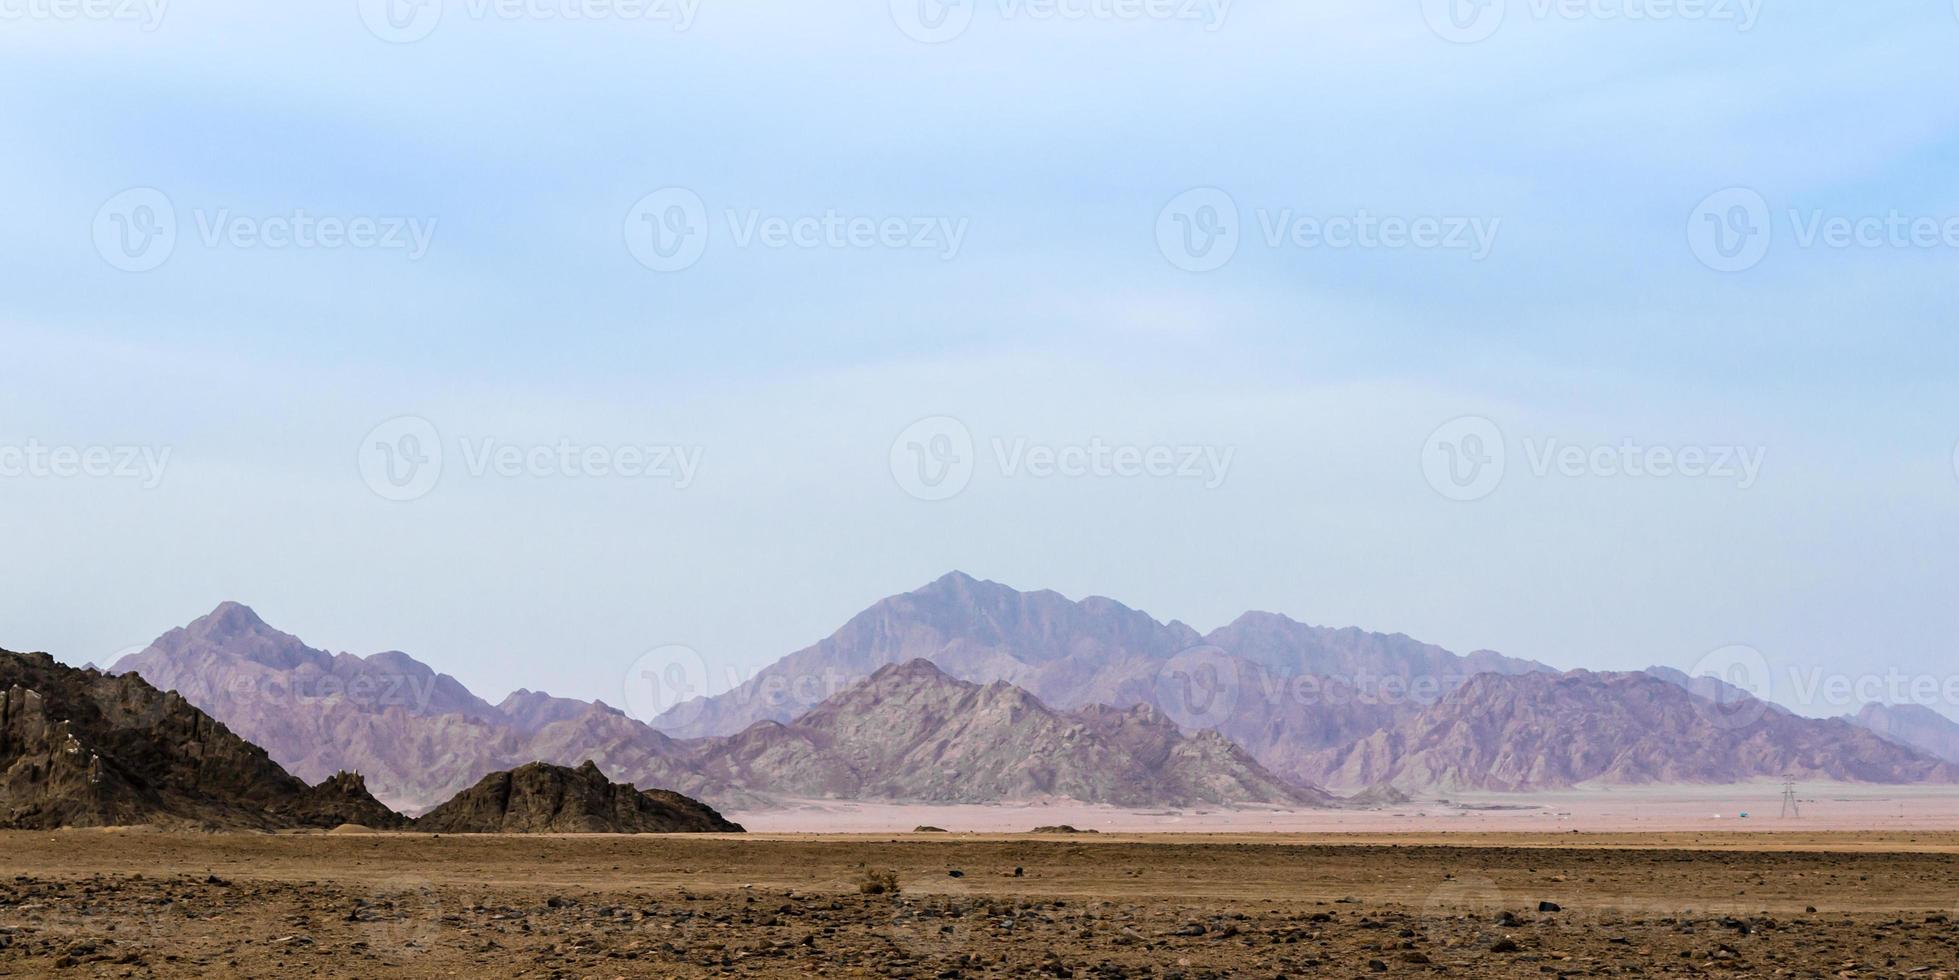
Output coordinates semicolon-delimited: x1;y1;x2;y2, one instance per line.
7;792;1959;979
729;782;1959;835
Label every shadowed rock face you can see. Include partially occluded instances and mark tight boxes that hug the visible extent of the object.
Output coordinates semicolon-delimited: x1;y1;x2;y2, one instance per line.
0;650;401;830
1302;670;1959;792
690;659;1331;808
414;760;742;834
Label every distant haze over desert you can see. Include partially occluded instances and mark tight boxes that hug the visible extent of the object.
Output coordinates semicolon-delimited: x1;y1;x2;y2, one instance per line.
9;3;1959;974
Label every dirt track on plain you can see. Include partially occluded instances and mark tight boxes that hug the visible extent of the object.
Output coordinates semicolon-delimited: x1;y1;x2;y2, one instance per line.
3;830;1958;977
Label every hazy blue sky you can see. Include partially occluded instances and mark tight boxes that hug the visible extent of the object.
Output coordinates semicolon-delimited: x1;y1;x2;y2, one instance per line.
3;0;1957;719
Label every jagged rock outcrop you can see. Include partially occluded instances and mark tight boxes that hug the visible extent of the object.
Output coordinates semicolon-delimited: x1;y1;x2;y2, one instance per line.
0;650;401;829
414;760;741;833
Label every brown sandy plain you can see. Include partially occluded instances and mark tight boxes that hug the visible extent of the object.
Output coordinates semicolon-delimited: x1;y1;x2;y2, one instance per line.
5;786;1959;978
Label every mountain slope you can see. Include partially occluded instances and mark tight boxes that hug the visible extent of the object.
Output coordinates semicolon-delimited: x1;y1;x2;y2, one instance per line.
691;659;1329;807
654;572;1552;788
1848;703;1959;765
1;650;399;830
657;572;1203;737
1303;670;1958;791
110;603;705;813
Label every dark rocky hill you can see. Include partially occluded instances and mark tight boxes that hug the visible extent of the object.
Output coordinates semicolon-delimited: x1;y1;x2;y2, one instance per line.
0;649;400;830
414;760;742;833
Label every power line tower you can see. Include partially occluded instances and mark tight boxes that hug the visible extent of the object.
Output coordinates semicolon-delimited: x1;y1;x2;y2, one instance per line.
1780;779;1801;819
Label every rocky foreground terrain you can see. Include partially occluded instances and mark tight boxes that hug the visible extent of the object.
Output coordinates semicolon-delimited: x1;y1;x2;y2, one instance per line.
0;650;397;830
2;831;1958;977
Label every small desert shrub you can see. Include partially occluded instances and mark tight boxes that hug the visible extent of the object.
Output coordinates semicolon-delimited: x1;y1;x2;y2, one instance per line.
857;869;900;895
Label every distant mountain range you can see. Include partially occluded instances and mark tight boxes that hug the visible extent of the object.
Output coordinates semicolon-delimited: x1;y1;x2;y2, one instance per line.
110;593;1325;811
690;659;1327;808
103;573;1959;808
1303;669;1956;791
112;603;701;812
1848;703;1959;765
655;571;1549;787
